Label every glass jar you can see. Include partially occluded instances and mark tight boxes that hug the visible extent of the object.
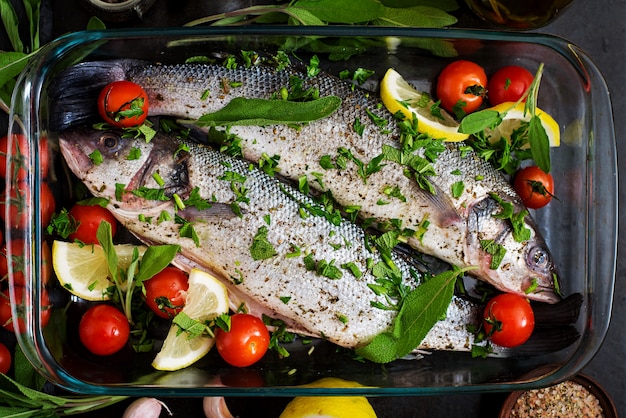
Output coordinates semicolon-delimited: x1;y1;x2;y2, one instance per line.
463;0;574;30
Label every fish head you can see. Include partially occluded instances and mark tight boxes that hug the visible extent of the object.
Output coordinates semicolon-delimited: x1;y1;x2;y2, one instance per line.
59;127;191;213
467;195;561;303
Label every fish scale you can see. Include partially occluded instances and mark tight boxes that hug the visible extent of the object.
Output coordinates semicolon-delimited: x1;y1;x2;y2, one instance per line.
50;59;560;304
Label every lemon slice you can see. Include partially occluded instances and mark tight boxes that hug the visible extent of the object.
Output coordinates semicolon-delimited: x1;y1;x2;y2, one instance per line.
280;378;377;418
380;68;469;142
152;268;229;371
485;101;560;147
52;241;146;301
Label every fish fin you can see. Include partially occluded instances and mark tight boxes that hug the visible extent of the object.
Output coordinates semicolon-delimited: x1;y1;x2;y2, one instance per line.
532;292;583;327
421;182;463;226
48;59;144;131
178;202;244;223
504;326;580;357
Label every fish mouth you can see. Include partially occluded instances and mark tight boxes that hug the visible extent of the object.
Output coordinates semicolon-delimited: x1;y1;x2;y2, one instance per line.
59;136;94;177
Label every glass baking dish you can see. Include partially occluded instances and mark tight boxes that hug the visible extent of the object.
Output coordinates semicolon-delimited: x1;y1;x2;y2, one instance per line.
6;26;617;396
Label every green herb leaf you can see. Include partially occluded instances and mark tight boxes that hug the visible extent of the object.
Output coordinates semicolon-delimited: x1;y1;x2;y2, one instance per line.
375;5;457;27
195;96;341;127
355;267;466;363
293;0;385;23
458;110;501;134
250;226;277;260
135;245;180;283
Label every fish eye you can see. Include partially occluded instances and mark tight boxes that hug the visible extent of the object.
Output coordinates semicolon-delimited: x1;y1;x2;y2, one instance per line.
527;245;551;272
98;132;122;151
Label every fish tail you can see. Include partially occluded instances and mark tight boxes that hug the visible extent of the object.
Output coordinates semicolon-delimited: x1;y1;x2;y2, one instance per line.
48;59;142;131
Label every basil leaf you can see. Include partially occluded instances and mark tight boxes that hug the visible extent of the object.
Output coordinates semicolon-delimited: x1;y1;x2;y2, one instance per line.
196;96;341;126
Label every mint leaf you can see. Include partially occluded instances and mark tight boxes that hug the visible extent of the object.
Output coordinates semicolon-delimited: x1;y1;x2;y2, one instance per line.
355;267;465;363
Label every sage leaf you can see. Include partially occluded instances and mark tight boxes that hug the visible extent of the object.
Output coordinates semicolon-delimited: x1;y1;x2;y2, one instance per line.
96;221;118;282
285;7;326;25
196;96;341;127
380;0;459;12
294;0;385;23
459;109;501;134
375;6;457;27
0;0;24;52
135;244;180;283
529;116;551;173
355;268;461;363
0;51;29;88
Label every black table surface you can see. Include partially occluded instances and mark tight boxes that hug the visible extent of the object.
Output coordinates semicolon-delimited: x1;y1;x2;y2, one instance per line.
2;0;625;416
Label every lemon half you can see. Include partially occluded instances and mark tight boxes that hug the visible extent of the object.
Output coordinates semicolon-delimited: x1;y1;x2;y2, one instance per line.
52;241;146;301
380;68;469;142
485;101;560;147
151;268;229;371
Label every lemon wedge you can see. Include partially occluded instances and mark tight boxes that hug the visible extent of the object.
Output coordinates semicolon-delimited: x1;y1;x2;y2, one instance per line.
485;101;560;147
152;268;229;371
280;378;377;418
52;241;146;301
380;68;469;142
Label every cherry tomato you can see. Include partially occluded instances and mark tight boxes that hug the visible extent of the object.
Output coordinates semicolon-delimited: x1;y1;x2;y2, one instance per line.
0;239;52;286
0;286;51;333
0;342;11;374
98;81;149;128
483;293;535;348
143;266;189;319
488;65;535;106
79;304;130;356
513;166;554;209
67;204;118;245
0;181;55;231
0;134;50;181
216;314;270;367
436;60;487;115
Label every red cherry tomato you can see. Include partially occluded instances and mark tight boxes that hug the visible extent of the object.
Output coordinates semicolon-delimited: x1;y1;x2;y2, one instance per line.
0;286;51;333
513;166;554;209
0;342;11;374
79;304;130;356
0;181;55;231
0;239;52;286
98;81;149;128
483;293;535;348
0;134;50;181
488;65;535;106
143;266;189;319
436;60;487;116
216;314;270;367
67;204;118;245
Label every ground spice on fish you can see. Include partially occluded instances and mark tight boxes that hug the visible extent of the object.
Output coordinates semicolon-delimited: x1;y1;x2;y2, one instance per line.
510;380;603;417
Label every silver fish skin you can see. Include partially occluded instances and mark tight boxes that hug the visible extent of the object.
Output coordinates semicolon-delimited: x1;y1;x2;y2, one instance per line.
51;60;560;304
59;127;485;352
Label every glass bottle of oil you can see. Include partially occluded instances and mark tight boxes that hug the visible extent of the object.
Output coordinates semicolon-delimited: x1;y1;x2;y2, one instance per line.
463;0;574;30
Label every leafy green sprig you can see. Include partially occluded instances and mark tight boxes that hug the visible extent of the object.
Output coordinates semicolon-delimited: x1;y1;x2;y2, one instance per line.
459;63;551;173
